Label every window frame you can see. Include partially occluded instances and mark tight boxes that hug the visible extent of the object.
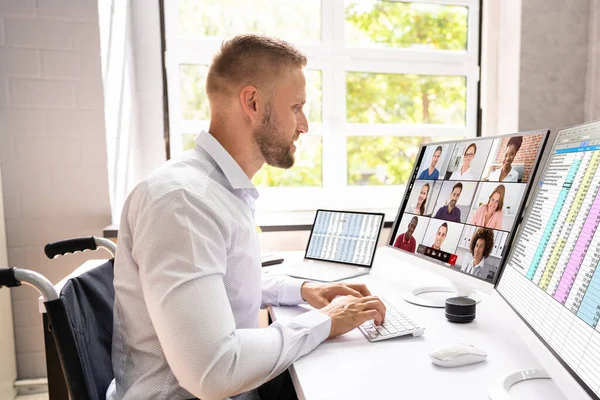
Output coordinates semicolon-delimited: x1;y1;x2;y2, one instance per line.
163;0;481;212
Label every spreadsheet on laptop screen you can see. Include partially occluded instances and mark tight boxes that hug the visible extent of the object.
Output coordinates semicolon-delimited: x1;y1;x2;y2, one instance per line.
498;121;600;399
305;210;384;267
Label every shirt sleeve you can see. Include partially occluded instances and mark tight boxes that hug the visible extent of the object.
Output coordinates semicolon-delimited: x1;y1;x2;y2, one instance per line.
132;191;331;400
261;273;306;307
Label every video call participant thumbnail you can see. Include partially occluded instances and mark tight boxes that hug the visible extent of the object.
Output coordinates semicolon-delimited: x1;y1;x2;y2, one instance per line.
449;143;477;180
408;183;430;216
434;182;463;223
470;185;505;229
461;228;497;280
416;219;463;264
393;216;419;253
418;145;442;180
488;136;522;182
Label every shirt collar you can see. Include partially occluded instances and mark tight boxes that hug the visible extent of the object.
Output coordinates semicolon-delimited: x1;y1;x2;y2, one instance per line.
194;131;257;192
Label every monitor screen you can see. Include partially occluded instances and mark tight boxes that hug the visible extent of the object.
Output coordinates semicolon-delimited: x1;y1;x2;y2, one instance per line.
497;121;600;399
305;210;385;267
388;131;548;284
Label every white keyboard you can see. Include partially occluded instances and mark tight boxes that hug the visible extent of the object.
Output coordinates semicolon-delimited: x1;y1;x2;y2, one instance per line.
358;298;425;342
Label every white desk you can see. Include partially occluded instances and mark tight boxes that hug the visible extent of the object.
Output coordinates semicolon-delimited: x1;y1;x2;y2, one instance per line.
268;249;567;400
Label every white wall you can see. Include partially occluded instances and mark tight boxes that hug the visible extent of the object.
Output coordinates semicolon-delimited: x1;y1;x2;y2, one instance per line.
0;166;17;399
519;0;590;132
0;0;110;379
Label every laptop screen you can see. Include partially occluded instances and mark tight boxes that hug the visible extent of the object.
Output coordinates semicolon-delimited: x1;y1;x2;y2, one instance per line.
305;210;385;268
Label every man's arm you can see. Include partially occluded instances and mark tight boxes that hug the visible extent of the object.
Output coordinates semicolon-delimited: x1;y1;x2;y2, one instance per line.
132;191;331;399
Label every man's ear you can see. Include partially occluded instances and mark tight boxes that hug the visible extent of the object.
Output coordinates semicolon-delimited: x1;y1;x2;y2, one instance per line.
240;86;261;123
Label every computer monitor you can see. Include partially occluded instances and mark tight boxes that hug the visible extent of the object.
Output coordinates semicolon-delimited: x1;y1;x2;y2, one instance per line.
387;130;549;307
496;120;600;399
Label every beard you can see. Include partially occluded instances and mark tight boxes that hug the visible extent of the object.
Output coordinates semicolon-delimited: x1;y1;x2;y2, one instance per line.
253;103;297;169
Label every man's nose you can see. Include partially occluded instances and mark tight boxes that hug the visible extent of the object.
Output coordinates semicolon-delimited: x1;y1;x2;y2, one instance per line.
297;111;309;135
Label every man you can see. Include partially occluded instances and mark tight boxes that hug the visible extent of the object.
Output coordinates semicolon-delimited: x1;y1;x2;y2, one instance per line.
418;145;442;180
107;34;386;400
432;223;448;251
434;182;463;223
393;216;418;253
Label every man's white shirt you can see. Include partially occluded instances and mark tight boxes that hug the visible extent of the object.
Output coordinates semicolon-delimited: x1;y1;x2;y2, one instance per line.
107;131;331;400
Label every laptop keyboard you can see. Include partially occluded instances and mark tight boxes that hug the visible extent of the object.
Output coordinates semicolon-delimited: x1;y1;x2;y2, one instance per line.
358;297;425;342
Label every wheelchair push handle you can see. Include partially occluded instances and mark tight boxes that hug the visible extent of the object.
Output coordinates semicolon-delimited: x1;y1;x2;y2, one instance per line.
0;267;21;288
45;236;97;259
44;236;117;259
0;267;58;301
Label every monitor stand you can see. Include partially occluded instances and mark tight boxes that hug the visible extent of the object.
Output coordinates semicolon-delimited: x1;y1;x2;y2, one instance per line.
488;369;554;399
404;282;481;308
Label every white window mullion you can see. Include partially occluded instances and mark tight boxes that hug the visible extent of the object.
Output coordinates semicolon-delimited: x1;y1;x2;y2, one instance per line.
321;0;348;199
467;0;481;55
328;59;348;193
321;0;334;44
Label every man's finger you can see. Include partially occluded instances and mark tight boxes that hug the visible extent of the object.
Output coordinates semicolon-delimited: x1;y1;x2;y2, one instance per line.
329;285;362;298
345;283;371;297
361;309;383;326
360;299;386;323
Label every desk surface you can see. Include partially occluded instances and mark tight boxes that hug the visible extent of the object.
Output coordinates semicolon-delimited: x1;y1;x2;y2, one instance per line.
268;248;569;400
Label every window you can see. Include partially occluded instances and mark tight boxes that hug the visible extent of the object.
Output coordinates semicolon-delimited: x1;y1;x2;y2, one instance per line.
163;0;480;211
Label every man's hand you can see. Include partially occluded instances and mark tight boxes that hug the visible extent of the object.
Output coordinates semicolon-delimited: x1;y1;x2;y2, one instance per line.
319;295;386;338
300;281;372;309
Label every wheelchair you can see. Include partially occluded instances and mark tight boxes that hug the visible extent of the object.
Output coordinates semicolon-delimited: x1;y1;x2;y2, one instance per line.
0;236;116;400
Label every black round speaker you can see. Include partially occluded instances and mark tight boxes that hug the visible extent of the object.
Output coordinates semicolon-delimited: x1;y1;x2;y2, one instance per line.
445;296;476;323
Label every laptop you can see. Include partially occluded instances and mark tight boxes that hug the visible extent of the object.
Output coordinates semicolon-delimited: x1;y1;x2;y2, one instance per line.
286;210;386;282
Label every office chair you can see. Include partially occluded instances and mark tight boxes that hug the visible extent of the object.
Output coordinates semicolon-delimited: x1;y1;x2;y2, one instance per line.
0;236;116;400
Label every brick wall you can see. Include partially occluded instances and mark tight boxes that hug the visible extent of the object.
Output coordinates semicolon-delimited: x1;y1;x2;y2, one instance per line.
492;135;545;182
0;0;110;379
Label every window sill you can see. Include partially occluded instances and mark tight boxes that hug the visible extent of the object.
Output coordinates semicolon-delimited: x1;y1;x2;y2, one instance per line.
103;208;398;238
253;209;397;232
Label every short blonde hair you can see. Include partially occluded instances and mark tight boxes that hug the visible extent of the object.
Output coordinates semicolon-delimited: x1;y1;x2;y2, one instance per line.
206;34;307;100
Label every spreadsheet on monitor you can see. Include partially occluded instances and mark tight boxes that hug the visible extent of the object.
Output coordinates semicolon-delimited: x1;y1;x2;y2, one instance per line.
498;121;600;399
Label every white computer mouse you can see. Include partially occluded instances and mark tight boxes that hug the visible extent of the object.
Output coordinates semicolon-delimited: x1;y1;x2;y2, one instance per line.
429;343;487;367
